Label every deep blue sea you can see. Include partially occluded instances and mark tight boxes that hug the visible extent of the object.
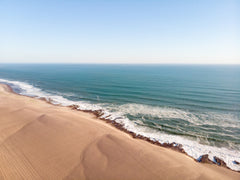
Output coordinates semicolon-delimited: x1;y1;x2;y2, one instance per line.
0;64;239;170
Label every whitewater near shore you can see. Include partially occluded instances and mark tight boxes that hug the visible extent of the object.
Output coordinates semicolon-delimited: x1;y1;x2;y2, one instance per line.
0;84;239;180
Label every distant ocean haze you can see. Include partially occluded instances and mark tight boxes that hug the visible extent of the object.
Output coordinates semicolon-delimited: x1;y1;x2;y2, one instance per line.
0;64;239;170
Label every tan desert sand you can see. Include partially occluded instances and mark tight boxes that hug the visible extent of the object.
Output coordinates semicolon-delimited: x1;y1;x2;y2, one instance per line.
0;84;239;180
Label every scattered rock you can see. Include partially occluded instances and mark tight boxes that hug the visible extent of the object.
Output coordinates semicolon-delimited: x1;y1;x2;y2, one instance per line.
48;98;54;103
198;154;214;164
39;97;48;102
233;160;240;165
214;156;227;167
93;110;104;117
68;104;79;110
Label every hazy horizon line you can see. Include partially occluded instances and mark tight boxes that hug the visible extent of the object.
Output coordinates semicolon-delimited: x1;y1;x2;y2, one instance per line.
0;62;240;65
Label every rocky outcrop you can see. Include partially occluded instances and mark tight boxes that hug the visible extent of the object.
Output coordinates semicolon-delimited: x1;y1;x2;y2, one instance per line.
214;156;227;167
197;154;214;164
233;161;240;165
68;104;79;110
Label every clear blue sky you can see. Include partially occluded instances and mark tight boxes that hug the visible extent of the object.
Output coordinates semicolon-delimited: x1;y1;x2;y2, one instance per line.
0;0;239;64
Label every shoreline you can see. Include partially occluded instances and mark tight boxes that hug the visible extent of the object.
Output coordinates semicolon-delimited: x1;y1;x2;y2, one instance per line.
1;78;239;172
0;85;240;179
1;83;240;172
2;83;240;172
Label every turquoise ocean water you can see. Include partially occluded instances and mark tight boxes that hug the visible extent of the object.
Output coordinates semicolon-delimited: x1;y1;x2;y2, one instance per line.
0;64;239;170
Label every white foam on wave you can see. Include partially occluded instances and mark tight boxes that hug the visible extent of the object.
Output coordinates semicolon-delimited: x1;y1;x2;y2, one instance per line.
107;103;240;128
0;78;102;110
0;78;240;171
0;78;47;97
117;120;240;171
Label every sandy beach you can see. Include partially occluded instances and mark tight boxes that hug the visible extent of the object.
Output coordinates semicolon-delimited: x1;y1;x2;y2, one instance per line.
0;84;239;180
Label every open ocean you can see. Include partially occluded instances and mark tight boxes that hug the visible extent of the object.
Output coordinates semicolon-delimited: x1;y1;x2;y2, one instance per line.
0;64;239;170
